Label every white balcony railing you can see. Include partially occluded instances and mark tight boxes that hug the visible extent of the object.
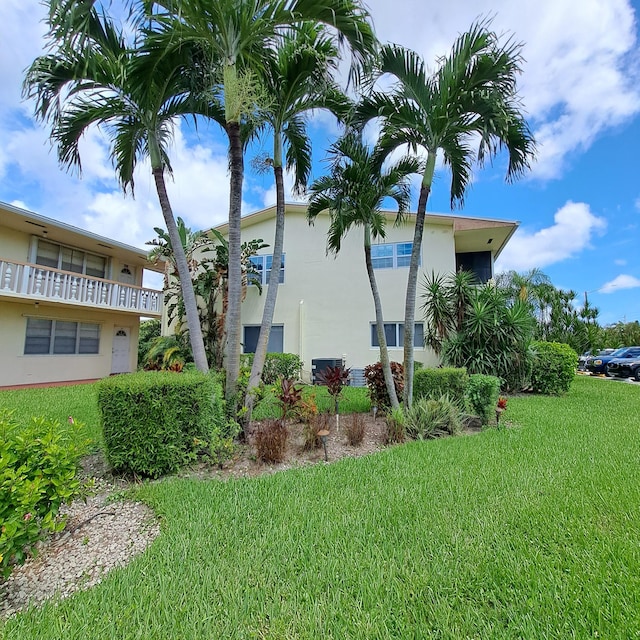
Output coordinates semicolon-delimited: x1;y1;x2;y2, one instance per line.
0;259;163;315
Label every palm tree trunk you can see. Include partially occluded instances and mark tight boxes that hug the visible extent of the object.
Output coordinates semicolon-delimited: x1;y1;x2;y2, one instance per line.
225;120;244;409
152;166;209;373
364;226;400;410
403;151;436;407
244;158;286;421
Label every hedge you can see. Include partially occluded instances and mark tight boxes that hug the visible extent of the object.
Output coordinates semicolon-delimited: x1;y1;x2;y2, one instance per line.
413;367;468;405
530;341;577;395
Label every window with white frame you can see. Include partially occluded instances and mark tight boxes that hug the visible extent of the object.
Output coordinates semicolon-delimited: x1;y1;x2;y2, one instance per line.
370;322;424;348
248;254;285;286
24;318;101;355
35;240;107;278
371;242;417;269
243;325;284;353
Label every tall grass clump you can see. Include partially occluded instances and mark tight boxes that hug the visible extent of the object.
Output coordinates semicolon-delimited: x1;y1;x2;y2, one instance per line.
404;395;462;439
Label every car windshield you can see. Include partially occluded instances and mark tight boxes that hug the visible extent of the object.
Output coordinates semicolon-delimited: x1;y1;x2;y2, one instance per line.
610;348;627;357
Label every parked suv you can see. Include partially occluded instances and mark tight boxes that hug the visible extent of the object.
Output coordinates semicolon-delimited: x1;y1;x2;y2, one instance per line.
606;349;640;379
585;347;640;375
578;348;614;371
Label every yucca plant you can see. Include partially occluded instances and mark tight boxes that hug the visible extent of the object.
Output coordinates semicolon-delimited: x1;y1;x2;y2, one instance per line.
404;395;462;440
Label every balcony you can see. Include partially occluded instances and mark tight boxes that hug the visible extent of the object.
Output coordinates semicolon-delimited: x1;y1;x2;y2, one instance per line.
0;259;163;316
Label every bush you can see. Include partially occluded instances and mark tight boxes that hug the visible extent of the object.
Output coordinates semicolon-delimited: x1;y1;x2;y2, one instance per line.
466;374;501;425
364;361;404;410
413;367;468;405
531;341;578;395
303;412;329;450
255;419;288;463
404;395;462;439
385;406;406;444
137;319;161;368
240;353;303;384
0;412;90;578
98;371;225;478
345;413;365;446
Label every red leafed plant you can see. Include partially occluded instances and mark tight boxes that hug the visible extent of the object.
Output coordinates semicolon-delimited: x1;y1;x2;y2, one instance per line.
497;396;508;410
277;377;304;420
316;365;351;414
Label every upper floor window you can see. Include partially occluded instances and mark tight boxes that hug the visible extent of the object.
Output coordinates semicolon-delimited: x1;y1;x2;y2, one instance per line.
249;254;285;286
371;242;417;269
371;322;424;348
35;240;107;279
455;251;492;284
24;318;101;355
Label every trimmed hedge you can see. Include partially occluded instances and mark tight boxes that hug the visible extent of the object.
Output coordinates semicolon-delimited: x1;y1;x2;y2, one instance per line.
531;341;577;395
466;374;501;425
98;371;225;478
413;367;468;405
240;352;303;384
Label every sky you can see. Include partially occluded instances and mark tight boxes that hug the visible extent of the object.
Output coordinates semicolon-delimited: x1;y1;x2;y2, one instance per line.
1;0;639;325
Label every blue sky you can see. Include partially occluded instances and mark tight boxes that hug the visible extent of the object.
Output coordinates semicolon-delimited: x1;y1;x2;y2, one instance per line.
1;0;639;325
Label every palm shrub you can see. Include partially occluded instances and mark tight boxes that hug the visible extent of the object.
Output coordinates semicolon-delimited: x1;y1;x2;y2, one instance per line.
465;374;501;425
530;341;578;394
404;395;462;439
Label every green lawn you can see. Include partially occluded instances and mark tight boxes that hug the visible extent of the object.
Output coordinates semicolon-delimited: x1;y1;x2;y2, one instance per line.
3;376;640;638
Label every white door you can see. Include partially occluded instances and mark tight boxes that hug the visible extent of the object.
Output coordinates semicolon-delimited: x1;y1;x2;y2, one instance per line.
111;327;131;374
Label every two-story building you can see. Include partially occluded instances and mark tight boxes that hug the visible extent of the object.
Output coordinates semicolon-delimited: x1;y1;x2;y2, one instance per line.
212;203;517;382
0;201;164;388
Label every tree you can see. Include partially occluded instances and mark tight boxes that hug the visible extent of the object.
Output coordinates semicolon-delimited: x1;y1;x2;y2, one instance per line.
145;0;377;408
244;23;350;417
355;21;535;406
23;0;210;371
307;132;421;410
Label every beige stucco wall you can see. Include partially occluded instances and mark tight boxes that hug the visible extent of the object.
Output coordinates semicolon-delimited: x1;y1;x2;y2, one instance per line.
0;227;31;262
0;300;140;387
238;209;456;380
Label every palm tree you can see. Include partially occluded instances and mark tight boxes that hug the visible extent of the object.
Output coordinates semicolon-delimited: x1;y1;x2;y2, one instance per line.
307;132;421;410
145;0;377;406
244;23;351;417
355;21;536;406
23;0;211;371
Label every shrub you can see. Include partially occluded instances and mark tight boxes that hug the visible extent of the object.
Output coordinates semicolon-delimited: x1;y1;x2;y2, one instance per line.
385;406;406;444
137;319;161;368
531;341;578;395
413;367;468;404
0;412;90;578
466;374;501;425
276;378;304;420
345;413;365;446
255;419;288;463
303;412;329;450
404;395;462;440
315;365;351;414
241;353;303;385
364;361;404;410
98;371;225;478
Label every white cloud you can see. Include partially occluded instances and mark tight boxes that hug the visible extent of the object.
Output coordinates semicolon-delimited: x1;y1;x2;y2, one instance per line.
599;274;640;294
366;0;640;180
496;201;606;271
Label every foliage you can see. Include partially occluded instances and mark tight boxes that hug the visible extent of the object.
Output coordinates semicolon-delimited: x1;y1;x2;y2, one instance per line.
254;419;288;464
315;365;351;414
345;413;366;446
0;412;90;578
530;341;578;395
424;273;535;391
303;412;330;451
413;367;468;406
364;361;404;410
385;406;406;444
404;395;462;439
97;372;225;478
601;321;640;350
465;374;501;425
276;378;304;421
241;353;303;385
137;319;161;368
143;335;190;371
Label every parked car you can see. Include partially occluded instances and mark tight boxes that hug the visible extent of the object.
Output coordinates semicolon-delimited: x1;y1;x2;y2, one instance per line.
606;350;640;379
578;348;614;371
586;346;640;375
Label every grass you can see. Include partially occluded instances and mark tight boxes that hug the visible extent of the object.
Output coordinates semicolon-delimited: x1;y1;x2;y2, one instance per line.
3;376;640;637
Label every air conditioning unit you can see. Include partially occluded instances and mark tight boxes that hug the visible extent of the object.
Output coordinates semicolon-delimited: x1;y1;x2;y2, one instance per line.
311;358;343;384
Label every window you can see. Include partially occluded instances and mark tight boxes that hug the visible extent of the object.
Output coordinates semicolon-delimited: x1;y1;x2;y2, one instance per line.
455;251;492;284
248;254;285;286
370;323;424;348
243;325;284;353
371;242;418;269
35;240;107;278
24;318;101;355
